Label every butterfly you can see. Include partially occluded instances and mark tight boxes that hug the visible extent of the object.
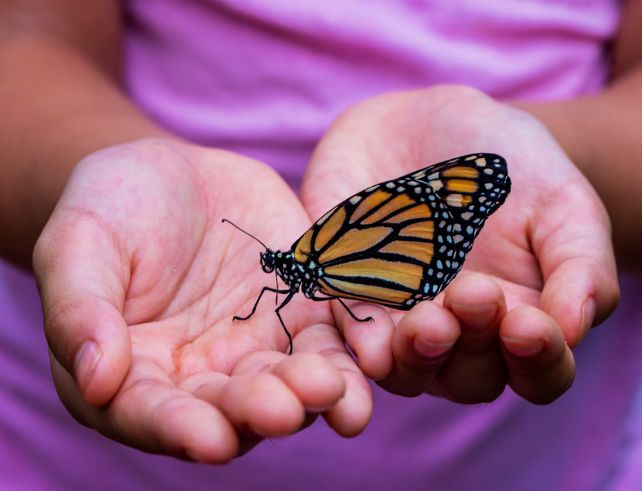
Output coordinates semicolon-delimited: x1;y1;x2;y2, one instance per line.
223;153;511;354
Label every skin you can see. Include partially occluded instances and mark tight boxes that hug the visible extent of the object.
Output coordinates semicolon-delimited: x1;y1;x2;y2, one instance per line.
0;0;638;462
302;87;618;403
37;140;372;461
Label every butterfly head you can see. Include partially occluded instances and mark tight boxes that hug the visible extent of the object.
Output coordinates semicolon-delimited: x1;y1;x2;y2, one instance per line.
260;250;276;273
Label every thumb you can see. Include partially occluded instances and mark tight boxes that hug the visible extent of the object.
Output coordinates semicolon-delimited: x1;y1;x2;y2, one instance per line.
533;184;620;347
33;214;132;406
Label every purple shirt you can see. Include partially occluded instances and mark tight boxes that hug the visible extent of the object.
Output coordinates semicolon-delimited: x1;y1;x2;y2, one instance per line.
3;1;641;489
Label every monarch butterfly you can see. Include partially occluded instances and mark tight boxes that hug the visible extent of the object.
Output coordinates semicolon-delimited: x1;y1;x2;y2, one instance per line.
224;153;511;354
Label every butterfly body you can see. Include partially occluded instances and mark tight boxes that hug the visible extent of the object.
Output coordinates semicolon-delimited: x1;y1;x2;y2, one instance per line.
259;249;321;298
229;153;511;353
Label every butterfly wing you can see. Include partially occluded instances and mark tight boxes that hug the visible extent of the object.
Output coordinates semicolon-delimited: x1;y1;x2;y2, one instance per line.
291;153;511;310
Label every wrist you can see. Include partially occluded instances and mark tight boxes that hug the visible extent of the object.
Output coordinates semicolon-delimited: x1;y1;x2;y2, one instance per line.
509;74;642;266
0;36;175;265
509;99;591;170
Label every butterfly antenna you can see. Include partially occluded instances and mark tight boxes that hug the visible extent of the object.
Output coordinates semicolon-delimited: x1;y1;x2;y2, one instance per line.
221;219;269;250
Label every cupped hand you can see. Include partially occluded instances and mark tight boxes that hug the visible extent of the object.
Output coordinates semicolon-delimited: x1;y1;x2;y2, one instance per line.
33;139;371;462
301;86;619;404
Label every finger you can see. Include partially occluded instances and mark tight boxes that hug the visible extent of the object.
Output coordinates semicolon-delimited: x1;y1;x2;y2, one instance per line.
270;353;346;410
34;216;131;406
179;371;263;456
295;323;373;437
378;301;460;397
321;355;373;437
53;357;239;463
533;184;620;347
184;370;308;441
444;273;506;352
332;301;395;380
433;273;507;403
230;349;347;411
217;373;306;438
500;305;575;404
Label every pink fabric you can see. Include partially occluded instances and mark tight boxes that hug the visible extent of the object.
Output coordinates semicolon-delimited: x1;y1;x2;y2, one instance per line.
123;0;618;186
3;1;641;489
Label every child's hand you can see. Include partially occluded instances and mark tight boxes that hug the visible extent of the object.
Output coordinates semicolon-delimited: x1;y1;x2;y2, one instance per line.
33;139;371;462
302;86;619;404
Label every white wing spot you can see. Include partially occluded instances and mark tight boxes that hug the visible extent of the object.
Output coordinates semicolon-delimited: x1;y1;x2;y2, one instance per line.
446;193;464;207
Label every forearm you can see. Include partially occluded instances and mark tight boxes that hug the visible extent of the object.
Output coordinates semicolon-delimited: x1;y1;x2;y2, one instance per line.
515;65;642;267
0;30;170;265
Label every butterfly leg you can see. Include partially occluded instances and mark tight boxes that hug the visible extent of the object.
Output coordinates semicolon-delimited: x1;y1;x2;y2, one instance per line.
275;290;296;355
234;286;292;321
337;298;373;323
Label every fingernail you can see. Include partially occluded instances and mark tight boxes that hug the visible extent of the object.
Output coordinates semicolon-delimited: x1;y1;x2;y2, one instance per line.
580;298;596;334
449;302;498;329
502;336;544;357
74;341;102;393
414;337;455;358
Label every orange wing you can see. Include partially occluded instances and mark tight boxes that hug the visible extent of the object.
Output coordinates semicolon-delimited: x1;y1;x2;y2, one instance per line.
290;153;510;309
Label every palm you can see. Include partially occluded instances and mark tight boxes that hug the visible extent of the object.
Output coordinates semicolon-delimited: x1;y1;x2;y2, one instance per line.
302;87;618;402
37;139;370;461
